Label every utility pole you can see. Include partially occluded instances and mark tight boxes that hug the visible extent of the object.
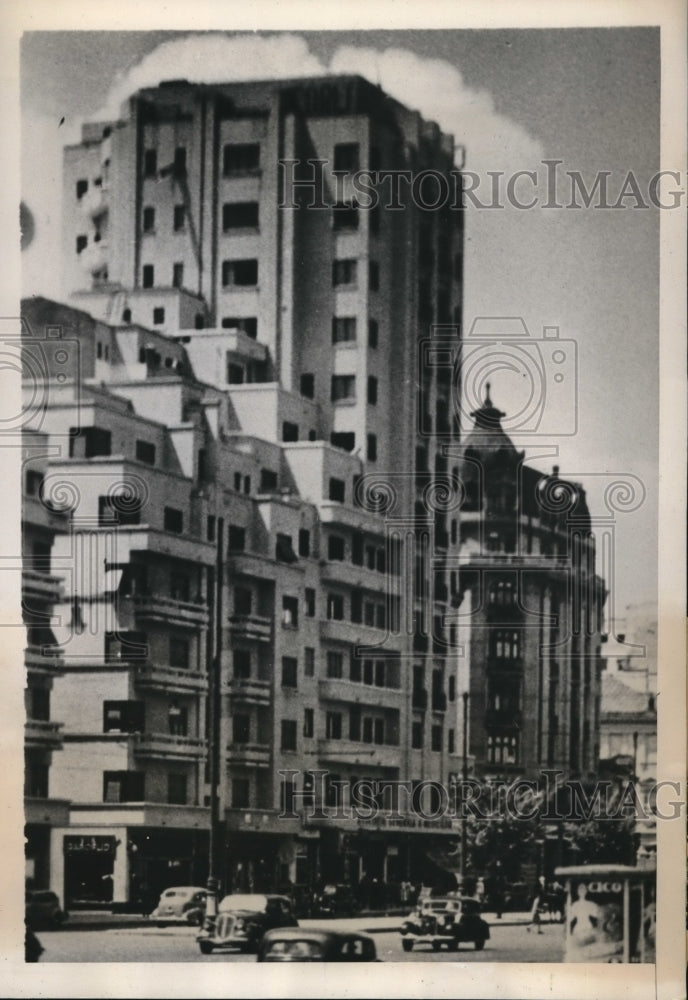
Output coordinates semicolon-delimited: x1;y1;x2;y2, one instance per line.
205;516;224;925
460;691;470;882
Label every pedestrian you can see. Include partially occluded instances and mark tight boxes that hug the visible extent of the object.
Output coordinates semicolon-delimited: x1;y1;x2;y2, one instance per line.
526;875;545;934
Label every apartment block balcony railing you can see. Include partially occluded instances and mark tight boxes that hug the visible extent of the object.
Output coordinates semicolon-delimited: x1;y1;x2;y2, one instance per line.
225;743;271;768
133;732;207;760
22;569;64;604
316;738;400;769
318;677;404;709
133;593;209;628
319;618;392;650
24;719;64;749
134;662;207;695
225;677;271;706
228;614;272;643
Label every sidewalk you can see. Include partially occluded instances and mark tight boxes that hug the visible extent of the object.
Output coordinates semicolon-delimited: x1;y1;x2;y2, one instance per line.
61;908;534;934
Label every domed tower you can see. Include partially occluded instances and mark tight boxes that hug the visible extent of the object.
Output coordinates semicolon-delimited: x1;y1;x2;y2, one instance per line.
454;388;604;783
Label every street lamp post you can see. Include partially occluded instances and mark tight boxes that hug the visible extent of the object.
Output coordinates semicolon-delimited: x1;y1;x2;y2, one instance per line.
460;691;469;882
205;516;224;926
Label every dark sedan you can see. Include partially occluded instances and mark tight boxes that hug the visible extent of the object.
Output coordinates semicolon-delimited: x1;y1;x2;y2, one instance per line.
258;927;378;962
197;893;297;955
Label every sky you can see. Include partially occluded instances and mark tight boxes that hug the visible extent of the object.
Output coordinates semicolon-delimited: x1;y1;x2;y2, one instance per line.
18;25;666;623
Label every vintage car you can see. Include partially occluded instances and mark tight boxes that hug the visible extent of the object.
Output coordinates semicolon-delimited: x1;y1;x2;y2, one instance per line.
399;894;490;952
257;927;378;962
25;889;69;930
149;886;207;927
312;883;361;918
197;893;298;954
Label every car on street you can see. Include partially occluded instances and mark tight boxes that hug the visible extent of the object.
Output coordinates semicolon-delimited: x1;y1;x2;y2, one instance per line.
25;889;69;930
312;883;361;918
197;893;298;954
399;894;490;952
149;886;207;927
257;927;378;962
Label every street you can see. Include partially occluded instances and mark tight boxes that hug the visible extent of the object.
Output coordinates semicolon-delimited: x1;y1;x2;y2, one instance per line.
35;919;564;963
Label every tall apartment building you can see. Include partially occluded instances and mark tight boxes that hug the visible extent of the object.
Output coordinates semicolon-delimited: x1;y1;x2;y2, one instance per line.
25;75;468;907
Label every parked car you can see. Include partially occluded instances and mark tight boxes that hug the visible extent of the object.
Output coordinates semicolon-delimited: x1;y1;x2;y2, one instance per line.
25;889;68;930
258;927;378;962
399;894;490;952
197;893;298;954
312;883;361;918
149;886;207;926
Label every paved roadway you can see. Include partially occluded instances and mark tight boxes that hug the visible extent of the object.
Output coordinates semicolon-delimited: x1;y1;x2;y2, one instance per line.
35;918;564;963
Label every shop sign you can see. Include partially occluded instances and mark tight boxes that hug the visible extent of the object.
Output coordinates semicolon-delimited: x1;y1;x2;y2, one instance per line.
64;835;117;855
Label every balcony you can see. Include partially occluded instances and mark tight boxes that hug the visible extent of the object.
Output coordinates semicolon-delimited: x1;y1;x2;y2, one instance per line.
134;663;207;695
317;502;388;534
226;743;271;768
22;569;64;604
228;614;272;643
318;678;404;710
225;677;271;705
319;559;397;592
319;618;395;653
25;719;64;749
316;739;400;769
25;645;64;676
133;732;207;760
23;494;68;532
228;552;278;581
134;594;209;629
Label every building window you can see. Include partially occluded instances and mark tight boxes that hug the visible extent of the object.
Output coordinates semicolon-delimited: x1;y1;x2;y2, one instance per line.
98;493;141;527
164;507;183;534
491;630;521;660
172;262;184;288
232;778;250;808
304;647;315;677
103;771;144;803
326;711;343;740
327;593;344;621
276;533;298;563
332;317;357;344
326;651;344;679
227;361;244;384
260;468;278;493
142;206;155;232
368;319;379;349
489;581;516;606
103;701;145;733
223;143;260;175
333;259;357;286
173;205;186;231
334;143;359;173
331;376;356;403
412;722;423;750
233;714;250;743
169;637;190;669
332;202;359;231
282;657;298;688
76;234;88;254
76;179;88;199
173;147;187;177
222;201;259;230
234;587;252;615
282;421;299;442
448;675;456;702
153;307;165;325
487;733;519;765
303;708;314;739
168;703;188;736
367;377;378;406
282;595;299;628
305;589;316;618
296;529;310;558
369;260;380;291
448;729;455;754
328;535;345;561
233;648;251;679
227;525;246;551
143;149;157;177
431;725;443;752
142;264;154;288
329;432;355;453
281;719;297;751
300;373;314;398
222;259;258;286
350;589;363;624
222;316;258;338
367;434;377;462
170;572;190;601
328;477;346;502
207;515;216;541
